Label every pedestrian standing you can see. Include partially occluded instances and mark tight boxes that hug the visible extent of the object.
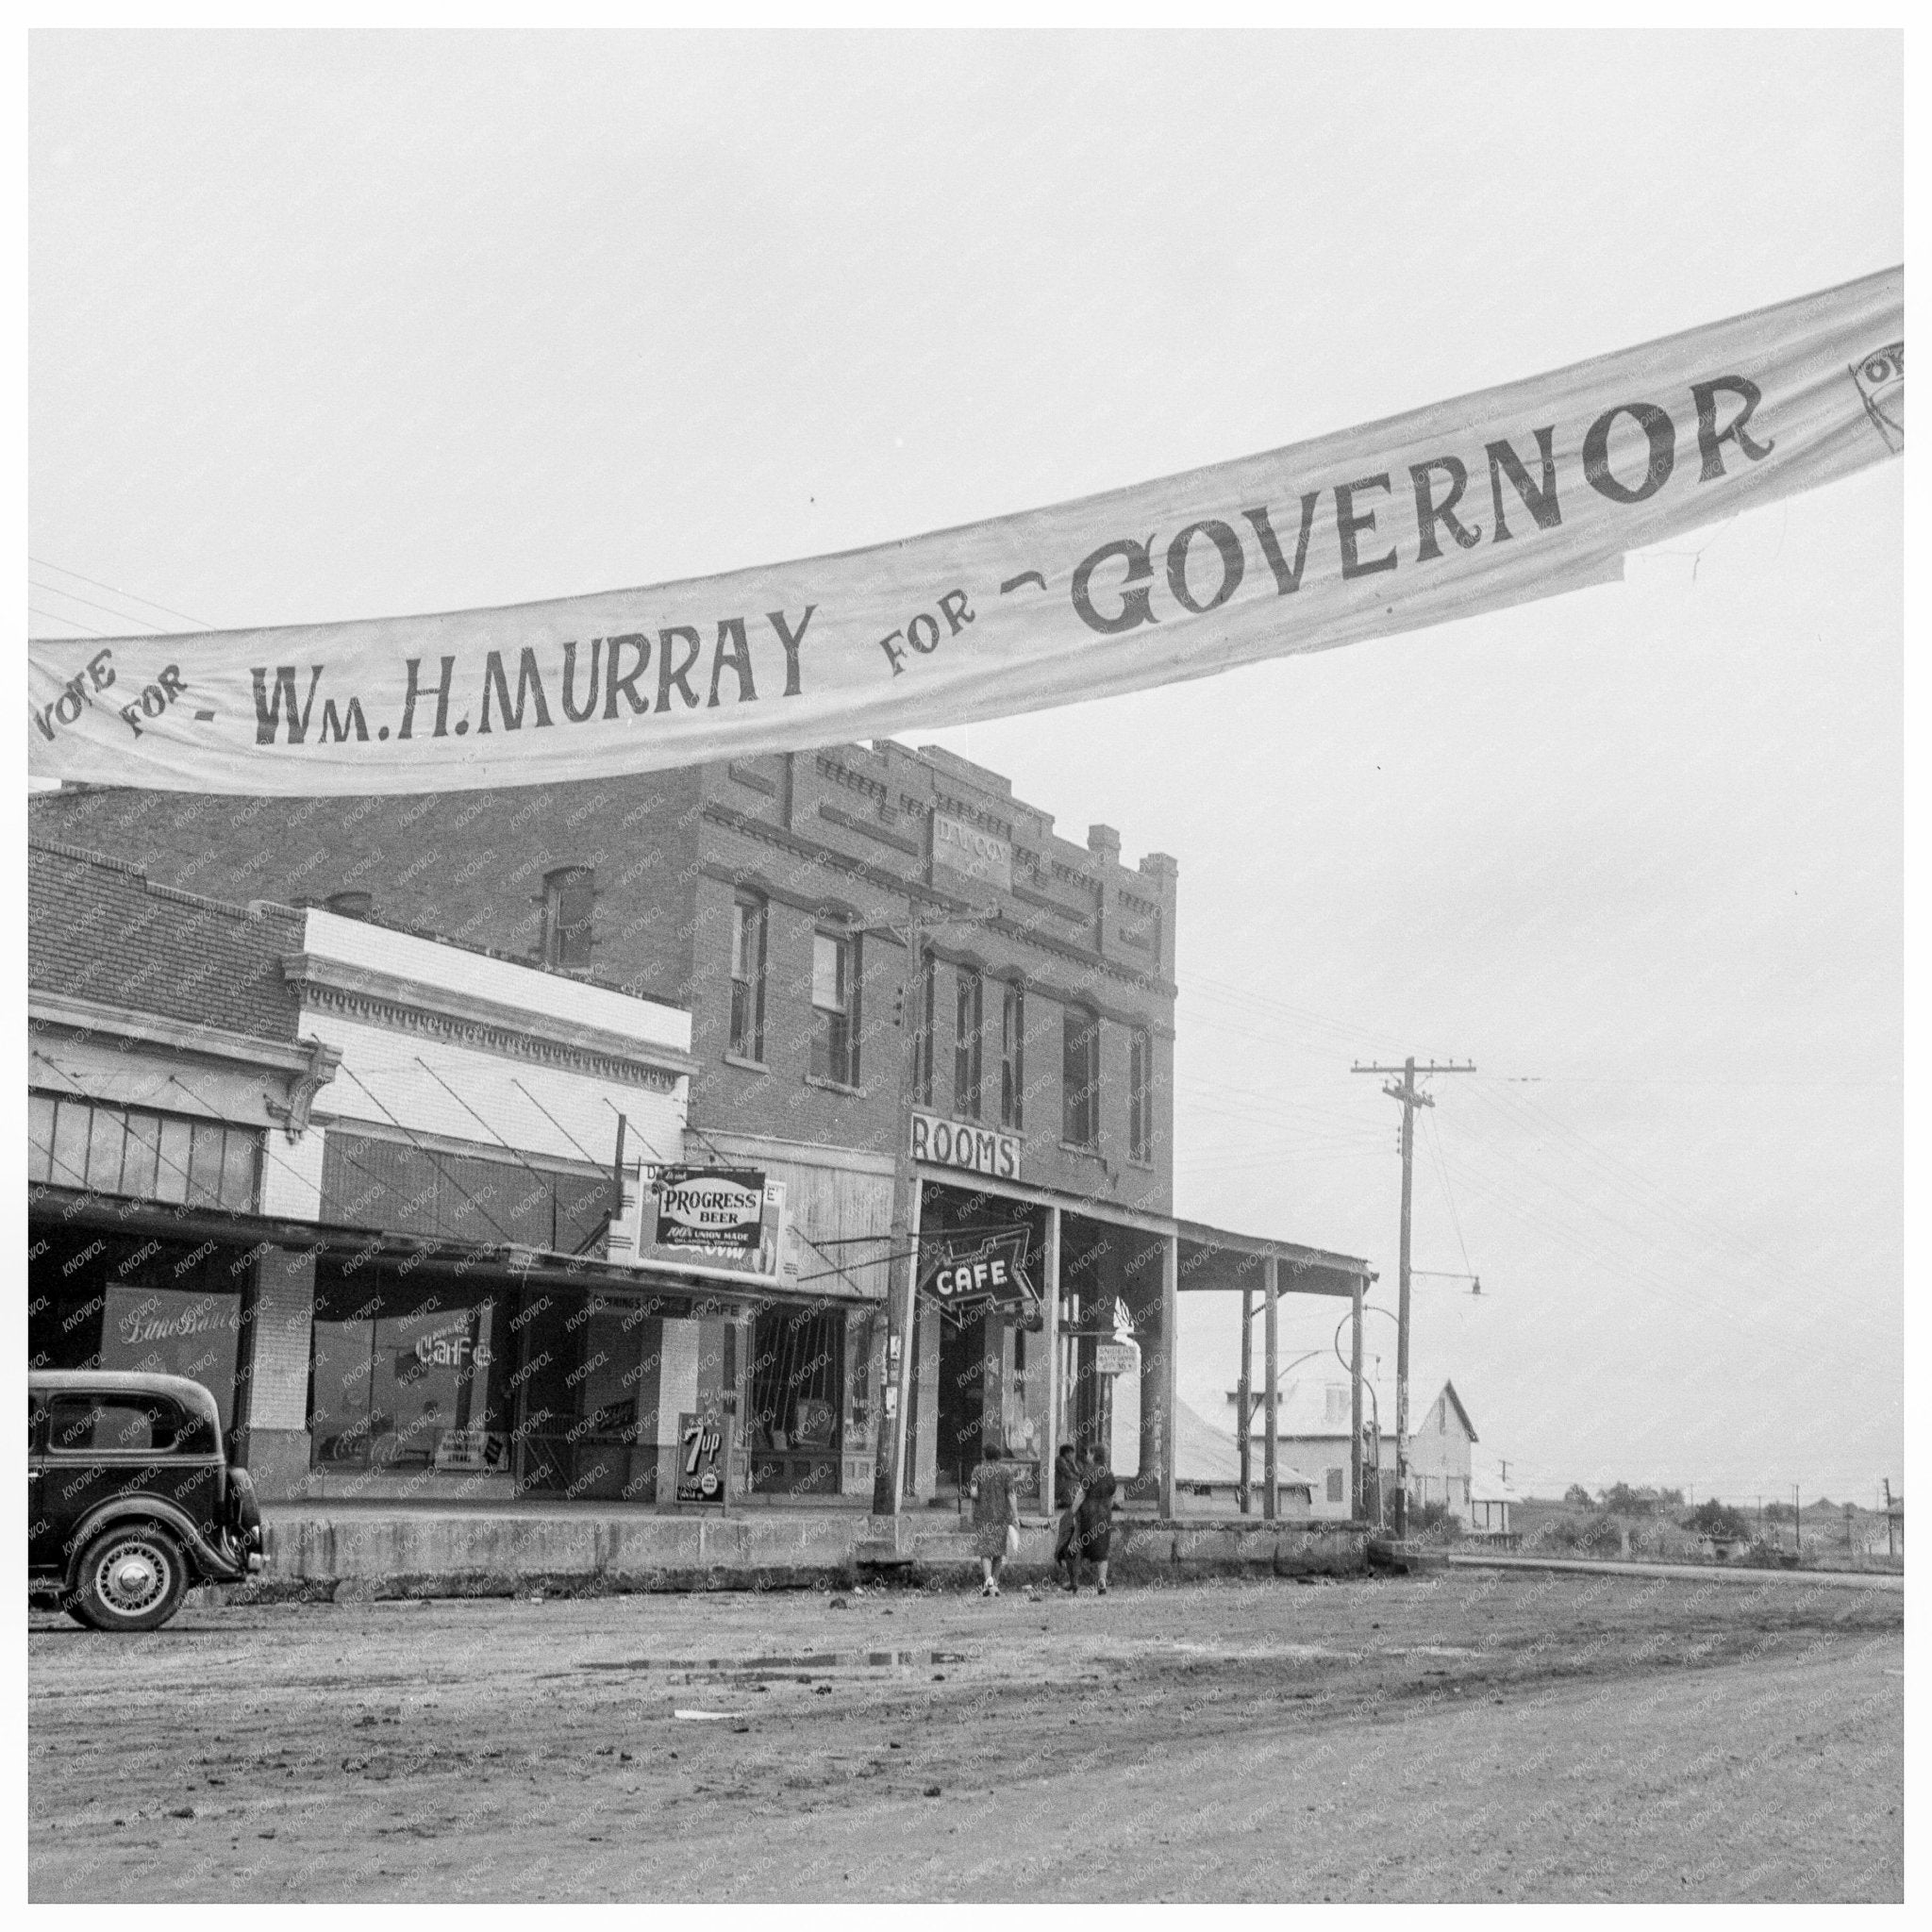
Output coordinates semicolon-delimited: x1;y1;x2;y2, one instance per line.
1053;1442;1084;1591
1074;1444;1119;1595
969;1439;1021;1598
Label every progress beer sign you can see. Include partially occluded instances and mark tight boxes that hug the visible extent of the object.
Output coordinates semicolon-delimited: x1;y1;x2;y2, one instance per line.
617;1164;789;1285
650;1167;764;1257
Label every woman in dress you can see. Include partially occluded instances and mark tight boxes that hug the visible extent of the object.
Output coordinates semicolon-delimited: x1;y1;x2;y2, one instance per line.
1052;1442;1083;1591
968;1439;1021;1598
1073;1445;1119;1594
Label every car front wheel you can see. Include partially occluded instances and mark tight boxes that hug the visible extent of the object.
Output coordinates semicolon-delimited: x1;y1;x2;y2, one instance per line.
70;1524;190;1633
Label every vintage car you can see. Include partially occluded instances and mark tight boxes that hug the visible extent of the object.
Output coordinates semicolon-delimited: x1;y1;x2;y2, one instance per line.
28;1370;263;1631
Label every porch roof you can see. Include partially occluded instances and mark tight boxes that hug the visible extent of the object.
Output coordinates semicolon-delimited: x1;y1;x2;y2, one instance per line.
915;1170;1374;1298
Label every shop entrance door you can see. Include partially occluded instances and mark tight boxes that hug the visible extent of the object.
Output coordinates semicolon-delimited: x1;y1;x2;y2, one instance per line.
512;1291;659;1502
934;1302;989;1501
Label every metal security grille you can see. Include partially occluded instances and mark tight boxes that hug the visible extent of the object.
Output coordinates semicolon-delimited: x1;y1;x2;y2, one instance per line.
321;1130;611;1253
27;1091;259;1211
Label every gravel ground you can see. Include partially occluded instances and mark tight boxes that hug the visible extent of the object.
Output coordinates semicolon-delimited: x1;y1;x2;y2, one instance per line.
29;1568;1903;1903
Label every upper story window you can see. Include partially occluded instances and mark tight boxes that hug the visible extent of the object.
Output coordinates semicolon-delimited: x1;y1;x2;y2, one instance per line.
1062;1004;1099;1149
541;866;595;971
999;981;1024;1131
810;928;859;1088
729;892;767;1061
912;946;935;1107
1128;1025;1154;1163
954;967;984;1120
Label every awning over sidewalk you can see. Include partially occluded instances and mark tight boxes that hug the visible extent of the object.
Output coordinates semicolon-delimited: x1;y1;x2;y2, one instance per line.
28;1181;822;1311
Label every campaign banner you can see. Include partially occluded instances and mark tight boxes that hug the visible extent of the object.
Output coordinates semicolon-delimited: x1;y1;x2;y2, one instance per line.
28;269;1900;796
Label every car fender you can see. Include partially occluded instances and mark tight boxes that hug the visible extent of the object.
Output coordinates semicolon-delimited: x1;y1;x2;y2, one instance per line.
63;1497;248;1590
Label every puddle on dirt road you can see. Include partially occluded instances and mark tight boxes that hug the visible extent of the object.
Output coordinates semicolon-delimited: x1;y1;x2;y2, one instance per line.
574;1649;973;1681
1168;1641;1353;1662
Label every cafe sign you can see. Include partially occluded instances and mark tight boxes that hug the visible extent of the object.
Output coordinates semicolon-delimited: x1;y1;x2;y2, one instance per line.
919;1227;1038;1319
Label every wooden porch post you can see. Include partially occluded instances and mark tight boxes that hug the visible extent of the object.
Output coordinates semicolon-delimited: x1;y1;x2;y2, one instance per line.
1350;1272;1365;1521
1263;1255;1279;1521
1159;1232;1178;1519
1042;1205;1061;1507
1238;1286;1254;1514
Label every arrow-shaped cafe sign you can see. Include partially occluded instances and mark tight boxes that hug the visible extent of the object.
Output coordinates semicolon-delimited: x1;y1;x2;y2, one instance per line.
919;1227;1040;1322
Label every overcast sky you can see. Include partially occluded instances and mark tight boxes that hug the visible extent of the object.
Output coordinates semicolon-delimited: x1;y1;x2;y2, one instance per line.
28;30;1902;1502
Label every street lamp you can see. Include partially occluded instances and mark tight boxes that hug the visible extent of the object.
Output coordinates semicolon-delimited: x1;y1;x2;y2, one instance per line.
1334;1313;1388;1529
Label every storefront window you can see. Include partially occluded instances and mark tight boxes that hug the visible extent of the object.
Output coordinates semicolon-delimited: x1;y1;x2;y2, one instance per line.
746;1306;845;1496
508;1288;685;1503
29;1224;248;1427
308;1269;506;1475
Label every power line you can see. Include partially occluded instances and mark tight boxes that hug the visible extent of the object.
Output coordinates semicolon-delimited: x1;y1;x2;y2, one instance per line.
1424;1108;1475;1281
28;579;198;632
28;556;214;629
29;606;105;635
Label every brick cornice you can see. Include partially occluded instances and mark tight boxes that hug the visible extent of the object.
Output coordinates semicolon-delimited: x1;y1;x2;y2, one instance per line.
28;991;315;1074
701;803;1176;1002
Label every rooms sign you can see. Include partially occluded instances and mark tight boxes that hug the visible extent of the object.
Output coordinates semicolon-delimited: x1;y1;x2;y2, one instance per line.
909;1109;1020;1181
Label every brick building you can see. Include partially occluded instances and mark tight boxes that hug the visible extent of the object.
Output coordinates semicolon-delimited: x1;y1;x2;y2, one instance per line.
32;743;1177;1207
32;745;1371;1515
26;840;752;1505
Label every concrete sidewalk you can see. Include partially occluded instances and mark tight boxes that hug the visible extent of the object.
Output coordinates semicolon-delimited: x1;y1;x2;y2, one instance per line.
242;1502;1371;1598
1438;1548;1904;1591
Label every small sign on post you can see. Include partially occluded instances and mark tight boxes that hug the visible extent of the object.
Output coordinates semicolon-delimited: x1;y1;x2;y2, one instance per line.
1094;1341;1138;1377
676;1409;733;1507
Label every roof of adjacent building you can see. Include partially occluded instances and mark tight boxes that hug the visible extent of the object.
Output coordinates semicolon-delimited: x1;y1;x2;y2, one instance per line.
1175;1398;1315;1489
28;839;305;1043
1470;1450;1521;1505
1224;1375;1391;1441
1424;1379;1479;1443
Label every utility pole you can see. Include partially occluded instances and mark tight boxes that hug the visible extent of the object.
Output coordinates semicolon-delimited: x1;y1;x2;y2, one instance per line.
868;896;1002;1518
1353;1056;1474;1538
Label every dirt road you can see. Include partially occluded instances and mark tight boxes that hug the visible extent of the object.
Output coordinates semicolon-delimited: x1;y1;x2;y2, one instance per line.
29;1570;1902;1902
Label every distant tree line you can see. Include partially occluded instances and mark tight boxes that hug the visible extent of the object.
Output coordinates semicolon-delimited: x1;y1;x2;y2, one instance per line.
1562;1482;1685;1516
